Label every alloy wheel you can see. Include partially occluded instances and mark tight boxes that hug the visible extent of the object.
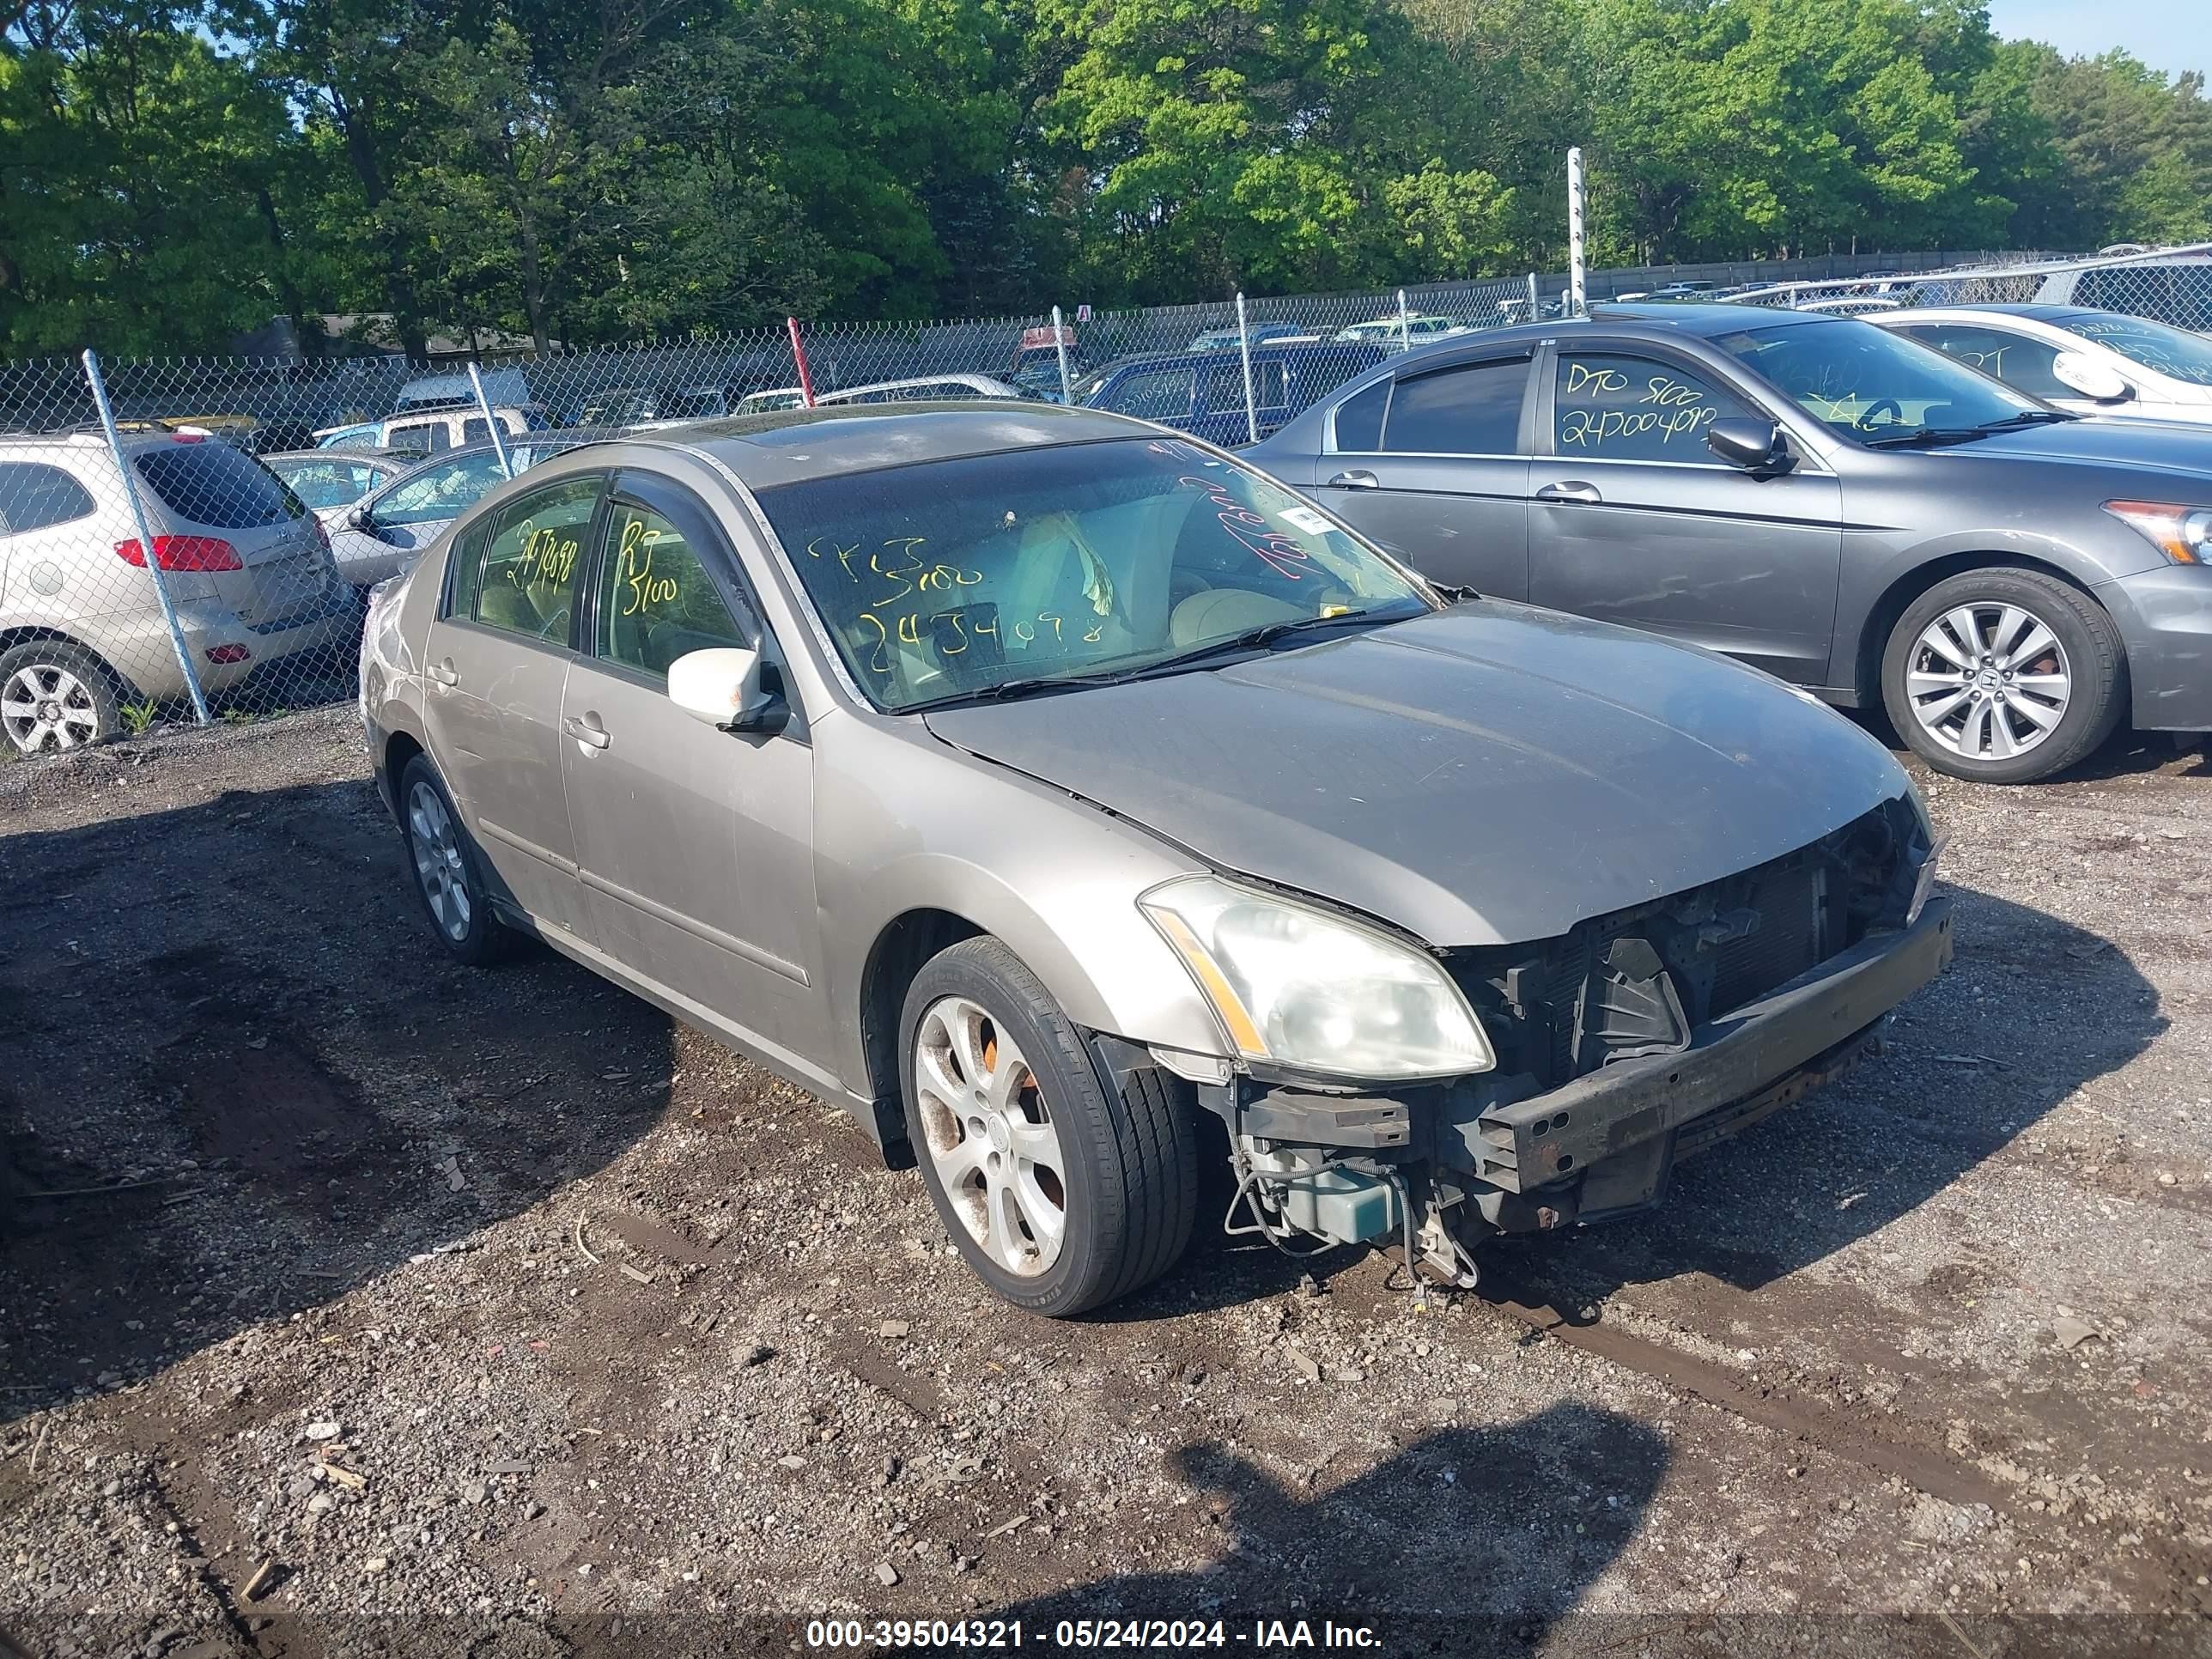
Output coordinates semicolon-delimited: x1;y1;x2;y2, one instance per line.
407;780;472;942
1903;603;2072;763
1;662;100;753
913;994;1068;1276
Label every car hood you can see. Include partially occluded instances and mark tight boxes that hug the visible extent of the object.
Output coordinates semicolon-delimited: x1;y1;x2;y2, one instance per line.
922;605;1913;946
1949;416;2212;479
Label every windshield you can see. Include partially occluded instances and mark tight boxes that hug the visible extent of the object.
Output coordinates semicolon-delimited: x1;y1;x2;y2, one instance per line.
1714;318;2039;442
751;436;1431;712
2057;313;2212;386
270;457;383;508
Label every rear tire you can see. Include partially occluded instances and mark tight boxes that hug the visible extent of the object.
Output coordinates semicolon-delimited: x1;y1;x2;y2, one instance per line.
900;937;1196;1316
397;755;518;964
0;640;122;756
1881;568;2124;784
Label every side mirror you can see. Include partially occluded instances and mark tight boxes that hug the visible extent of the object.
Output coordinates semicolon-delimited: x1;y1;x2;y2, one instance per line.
2051;351;2132;403
1707;418;1786;471
346;505;371;531
668;647;787;736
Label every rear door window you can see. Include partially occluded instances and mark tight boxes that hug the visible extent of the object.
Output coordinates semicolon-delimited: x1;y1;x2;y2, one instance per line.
135;443;302;528
1888;324;2068;400
1382;358;1529;455
469;475;604;645
1330;380;1390;451
0;461;98;536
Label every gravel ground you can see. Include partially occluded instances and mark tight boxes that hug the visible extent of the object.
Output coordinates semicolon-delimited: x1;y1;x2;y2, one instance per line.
2;708;2209;1658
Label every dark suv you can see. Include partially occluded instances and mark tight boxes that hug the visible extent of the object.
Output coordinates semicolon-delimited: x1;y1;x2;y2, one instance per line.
1075;343;1386;447
1249;303;2212;782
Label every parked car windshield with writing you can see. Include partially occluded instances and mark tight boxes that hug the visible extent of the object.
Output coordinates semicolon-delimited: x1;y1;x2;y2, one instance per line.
1250;304;2212;784
1873;304;2212;426
362;402;1950;1317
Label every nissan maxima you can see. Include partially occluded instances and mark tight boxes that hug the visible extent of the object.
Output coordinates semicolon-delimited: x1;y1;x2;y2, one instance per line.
361;405;1952;1316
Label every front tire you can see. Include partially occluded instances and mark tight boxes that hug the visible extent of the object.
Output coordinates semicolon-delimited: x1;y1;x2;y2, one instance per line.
900;938;1197;1316
397;755;517;965
1881;569;2125;783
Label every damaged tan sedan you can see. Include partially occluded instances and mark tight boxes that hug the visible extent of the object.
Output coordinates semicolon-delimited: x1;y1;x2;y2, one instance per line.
361;403;1953;1316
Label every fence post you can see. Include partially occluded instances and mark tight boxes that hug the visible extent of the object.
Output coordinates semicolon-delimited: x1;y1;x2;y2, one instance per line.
1396;289;1412;352
1235;292;1259;446
1566;147;1588;317
1051;305;1073;404
81;349;210;727
1527;272;1539;321
787;317;817;407
468;362;514;480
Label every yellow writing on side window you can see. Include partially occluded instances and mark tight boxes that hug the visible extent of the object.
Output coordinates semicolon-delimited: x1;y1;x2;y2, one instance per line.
504;520;580;589
615;517;678;617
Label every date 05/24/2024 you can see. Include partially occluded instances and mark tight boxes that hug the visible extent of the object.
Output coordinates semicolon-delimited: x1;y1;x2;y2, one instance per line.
803;1618;1384;1650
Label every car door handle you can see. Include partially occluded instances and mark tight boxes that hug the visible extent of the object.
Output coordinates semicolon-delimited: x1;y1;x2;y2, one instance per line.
562;714;611;750
427;659;459;687
1326;469;1380;489
1536;480;1603;504
1536;481;1602;505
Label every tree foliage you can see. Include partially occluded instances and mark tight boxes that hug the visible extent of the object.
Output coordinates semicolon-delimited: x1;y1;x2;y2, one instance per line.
3;0;2208;355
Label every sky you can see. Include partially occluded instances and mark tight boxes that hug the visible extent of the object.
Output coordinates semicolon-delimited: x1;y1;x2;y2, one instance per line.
1984;0;2206;80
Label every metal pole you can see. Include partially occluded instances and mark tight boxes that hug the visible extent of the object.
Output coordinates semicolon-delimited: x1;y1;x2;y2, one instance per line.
467;362;514;480
1396;288;1412;351
1051;305;1073;404
1528;271;1539;321
1566;147;1588;318
81;349;210;726
787;317;817;407
1235;292;1259;445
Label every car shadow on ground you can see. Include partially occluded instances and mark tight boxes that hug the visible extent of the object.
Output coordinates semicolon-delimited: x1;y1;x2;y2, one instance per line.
966;1402;1669;1654
0;780;678;1431
1108;879;2160;1321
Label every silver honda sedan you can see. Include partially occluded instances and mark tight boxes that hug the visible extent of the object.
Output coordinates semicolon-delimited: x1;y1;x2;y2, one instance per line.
361;404;1953;1316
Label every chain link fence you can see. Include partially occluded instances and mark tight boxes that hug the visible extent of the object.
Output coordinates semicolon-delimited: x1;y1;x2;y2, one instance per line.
4;245;2206;761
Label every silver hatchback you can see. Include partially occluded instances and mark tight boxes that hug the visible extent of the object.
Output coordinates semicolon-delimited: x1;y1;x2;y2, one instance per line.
362;405;1951;1316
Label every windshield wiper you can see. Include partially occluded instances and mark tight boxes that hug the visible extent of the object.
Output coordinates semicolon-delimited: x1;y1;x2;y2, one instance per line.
1862;427;1988;449
1974;410;2075;431
1140;603;1423;676
1864;408;2075;449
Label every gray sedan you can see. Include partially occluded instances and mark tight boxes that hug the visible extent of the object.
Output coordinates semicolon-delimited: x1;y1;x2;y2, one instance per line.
1250;304;2212;782
361;405;1950;1316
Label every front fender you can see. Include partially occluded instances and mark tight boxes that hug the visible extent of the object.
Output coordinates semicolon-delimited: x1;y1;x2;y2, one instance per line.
811;717;1229;1101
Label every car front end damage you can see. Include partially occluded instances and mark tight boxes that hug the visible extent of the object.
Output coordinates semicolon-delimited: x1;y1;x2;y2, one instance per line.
1128;793;1952;1285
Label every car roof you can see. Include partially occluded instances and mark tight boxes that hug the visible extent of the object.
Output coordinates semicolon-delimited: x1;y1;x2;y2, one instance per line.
1583;301;1827;336
648;402;1156;489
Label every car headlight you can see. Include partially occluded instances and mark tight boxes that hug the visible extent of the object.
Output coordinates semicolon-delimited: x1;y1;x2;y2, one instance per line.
2103;500;2211;564
1139;876;1495;1081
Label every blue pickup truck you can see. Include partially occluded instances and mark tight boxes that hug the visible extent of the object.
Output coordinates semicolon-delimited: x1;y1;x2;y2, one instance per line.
1071;343;1387;446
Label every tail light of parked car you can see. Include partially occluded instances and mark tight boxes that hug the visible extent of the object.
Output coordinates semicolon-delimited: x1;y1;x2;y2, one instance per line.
115;535;245;572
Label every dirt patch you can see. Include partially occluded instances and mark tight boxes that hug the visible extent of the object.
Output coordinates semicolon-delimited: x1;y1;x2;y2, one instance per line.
2;706;2210;1656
